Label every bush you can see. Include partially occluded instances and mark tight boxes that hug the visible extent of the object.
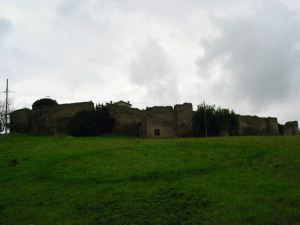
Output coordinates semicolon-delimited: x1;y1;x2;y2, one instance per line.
32;98;58;110
67;104;116;137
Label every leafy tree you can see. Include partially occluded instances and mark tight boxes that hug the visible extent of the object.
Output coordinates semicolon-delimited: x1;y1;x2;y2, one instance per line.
32;98;58;110
192;103;239;137
67;104;116;137
229;110;240;136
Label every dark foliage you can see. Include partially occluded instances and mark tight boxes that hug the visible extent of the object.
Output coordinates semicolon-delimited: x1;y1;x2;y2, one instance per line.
67;110;99;137
67;104;116;137
94;104;116;134
32;98;58;110
192;103;240;137
278;123;284;135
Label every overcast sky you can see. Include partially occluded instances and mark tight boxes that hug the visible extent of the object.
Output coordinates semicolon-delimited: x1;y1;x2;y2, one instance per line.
1;0;300;124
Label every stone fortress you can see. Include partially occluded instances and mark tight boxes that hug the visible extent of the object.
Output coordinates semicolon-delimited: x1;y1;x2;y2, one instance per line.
10;100;298;137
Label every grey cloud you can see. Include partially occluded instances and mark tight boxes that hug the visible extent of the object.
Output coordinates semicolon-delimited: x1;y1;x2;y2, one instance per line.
138;0;245;18
77;0;243;22
0;18;13;41
129;39;179;105
56;0;87;18
55;0;123;42
196;0;300;111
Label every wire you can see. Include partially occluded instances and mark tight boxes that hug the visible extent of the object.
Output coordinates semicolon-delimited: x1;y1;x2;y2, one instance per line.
8;91;104;102
3;90;184;107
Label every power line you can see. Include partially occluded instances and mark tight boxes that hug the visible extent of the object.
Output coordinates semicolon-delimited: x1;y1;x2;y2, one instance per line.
2;89;186;107
7;90;106;102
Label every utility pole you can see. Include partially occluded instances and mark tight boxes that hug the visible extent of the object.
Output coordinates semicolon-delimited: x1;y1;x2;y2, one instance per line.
203;101;207;138
4;79;8;141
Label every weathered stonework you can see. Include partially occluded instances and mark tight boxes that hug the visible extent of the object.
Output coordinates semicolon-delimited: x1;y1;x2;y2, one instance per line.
142;115;178;138
10;102;94;134
10;108;31;134
174;103;193;137
106;102;193;138
10;100;297;137
239;116;279;136
284;121;299;136
106;103;146;136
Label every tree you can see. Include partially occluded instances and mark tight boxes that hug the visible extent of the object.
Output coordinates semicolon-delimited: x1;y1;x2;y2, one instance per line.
67;104;116;137
67;110;99;137
94;103;116;134
0;99;13;132
192;103;239;137
32;98;58;110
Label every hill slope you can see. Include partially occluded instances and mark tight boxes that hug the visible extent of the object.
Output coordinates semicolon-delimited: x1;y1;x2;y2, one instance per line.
1;135;300;224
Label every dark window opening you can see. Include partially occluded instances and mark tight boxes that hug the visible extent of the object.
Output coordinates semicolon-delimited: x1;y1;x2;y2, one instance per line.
154;129;160;136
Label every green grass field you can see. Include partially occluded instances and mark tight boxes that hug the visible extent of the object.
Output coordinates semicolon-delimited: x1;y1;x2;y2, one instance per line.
1;134;300;224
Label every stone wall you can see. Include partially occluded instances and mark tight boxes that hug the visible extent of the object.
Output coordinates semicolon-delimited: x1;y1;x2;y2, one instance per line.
146;106;174;123
174;103;193;137
10;108;31;134
107;102;193;138
14;100;294;138
144;115;178;138
239;116;279;136
106;104;146;136
10;102;94;134
284;121;299;136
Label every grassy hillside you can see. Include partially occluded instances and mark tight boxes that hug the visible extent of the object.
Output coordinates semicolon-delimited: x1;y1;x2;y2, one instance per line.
1;134;300;224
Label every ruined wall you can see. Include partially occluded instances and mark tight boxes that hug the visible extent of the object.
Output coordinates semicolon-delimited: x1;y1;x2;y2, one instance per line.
239;116;279;136
106;105;146;136
10;102;94;134
12;100;288;138
174;103;193;137
30;101;94;134
10;108;31;134
144;115;177;138
284;121;299;135
107;103;193;138
146;106;174;123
